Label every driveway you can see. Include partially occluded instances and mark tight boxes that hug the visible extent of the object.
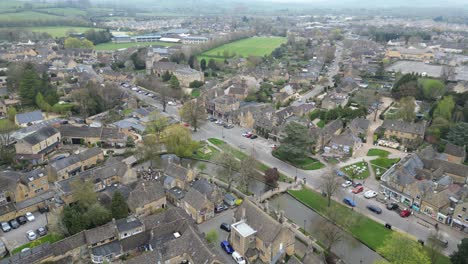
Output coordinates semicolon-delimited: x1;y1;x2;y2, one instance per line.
0;212;47;251
198;209;236;264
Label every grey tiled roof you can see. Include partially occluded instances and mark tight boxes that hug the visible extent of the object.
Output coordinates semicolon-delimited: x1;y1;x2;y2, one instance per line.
444;143;465;157
22;126;59;145
164;163;189;182
128;181;165;211
15;110;43;125
381;120;426;136
115;216;143;233
182;187;209;211
84;222;117;245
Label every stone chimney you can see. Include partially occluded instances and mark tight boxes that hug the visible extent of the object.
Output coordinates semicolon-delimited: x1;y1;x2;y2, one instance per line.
241;207;246;220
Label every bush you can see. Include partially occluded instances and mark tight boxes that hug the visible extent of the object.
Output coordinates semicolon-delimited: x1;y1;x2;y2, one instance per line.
189;80;204;88
205;229;218;244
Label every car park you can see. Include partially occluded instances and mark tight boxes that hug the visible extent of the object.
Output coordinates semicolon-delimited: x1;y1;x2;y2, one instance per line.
9;219;19;229
220;223;231;232
341;180;352;188
342;197;356;207
366;205;382;214
399;209;411;218
386;203;399;210
25;212;35;222
352;185;364;194
26;230;37;241
37;227;47;237
364;190;378;199
1;222;11;232
220;240;234;254
232;251;246;264
16;215;27;225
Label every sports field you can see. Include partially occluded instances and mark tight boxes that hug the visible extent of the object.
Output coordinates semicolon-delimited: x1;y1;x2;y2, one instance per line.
94;41;179;51
198;36;286;61
23;26;99;37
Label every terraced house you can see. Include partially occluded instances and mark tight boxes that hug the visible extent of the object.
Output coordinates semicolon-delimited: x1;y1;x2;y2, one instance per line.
47;147;104;181
15;126;61;164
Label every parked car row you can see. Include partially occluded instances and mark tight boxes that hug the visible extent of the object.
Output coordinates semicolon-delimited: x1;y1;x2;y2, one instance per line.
26;226;48;241
121;83;158;99
1;212;35;233
241;131;258;139
220;240;246;264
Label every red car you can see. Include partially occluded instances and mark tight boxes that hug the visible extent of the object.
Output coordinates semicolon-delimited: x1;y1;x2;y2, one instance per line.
399;209;411;218
352;185;364;194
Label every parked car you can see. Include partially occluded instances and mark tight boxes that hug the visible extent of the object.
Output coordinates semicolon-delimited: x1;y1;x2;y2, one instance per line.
8;219;19;229
386;203;399;210
20;248;30;253
270;144;277;150
399;209;411;218
352;186;364;194
215;204;228;213
220;240;234;254
16;215;27;225
242;132;250;137
1;222;11;232
342;197;356;207
352;182;362;188
364;190;378;199
38;206;50;214
25;212;35;222
26;230;37;241
168;101;176;106
232;251;246;264
366;205;382;214
341;180;352;188
37;227;47;237
250;135;258;139
223;123;234;129
220;223;231;232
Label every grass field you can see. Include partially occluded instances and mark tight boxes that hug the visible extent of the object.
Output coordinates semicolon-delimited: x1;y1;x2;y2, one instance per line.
367;148;390;157
341;161;370;179
198;36;286;61
272;149;324;170
0;11;63;23
38;7;87;17
20;26;99;37
95;41;179;51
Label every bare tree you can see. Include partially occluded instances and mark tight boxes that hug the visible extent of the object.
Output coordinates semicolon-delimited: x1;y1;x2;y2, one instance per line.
441;65;455;82
321;221;343;255
215;152;240;190
137;76;181;112
179;98;206;131
320;168;340;207
239;154;257;192
0;121;16;165
145;113;168;140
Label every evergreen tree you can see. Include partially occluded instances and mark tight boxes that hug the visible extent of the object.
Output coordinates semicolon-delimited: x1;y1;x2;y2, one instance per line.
200;59;207;71
19;63;39;105
111;192;129;220
170;75;180;89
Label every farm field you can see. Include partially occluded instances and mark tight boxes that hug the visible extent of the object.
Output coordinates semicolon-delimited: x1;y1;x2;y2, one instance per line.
94;41;179;51
21;26;99;37
0;11;63;23
37;7;87;17
198;36;286;61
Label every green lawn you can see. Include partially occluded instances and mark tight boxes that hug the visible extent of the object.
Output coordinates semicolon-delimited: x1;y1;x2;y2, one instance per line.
0;11;63;23
21;26;100;37
95;41;179;51
288;187;392;250
191;89;201;98
341;161;370;179
316;119;325;128
370;158;400;169
12;233;63;254
367;148;390;157
198;36;286;61
272;150;324;170
37;7;87;16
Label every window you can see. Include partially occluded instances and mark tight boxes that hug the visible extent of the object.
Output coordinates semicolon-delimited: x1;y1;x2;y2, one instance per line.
463;207;467;212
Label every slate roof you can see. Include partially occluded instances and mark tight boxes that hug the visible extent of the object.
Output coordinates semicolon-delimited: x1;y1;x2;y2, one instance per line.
51;147;103;171
381;120;426;136
234;199;284;244
0;171;21;191
191;179;215;200
51;231;86;256
22;126;59;145
58;125;126;140
183;187;209;211
84;222;117;245
15;110;43;125
91;240;122;257
20;168;46;184
127;181;165;211
115;216;143;233
349;117;370;134
164;163;189;182
444;143;465;158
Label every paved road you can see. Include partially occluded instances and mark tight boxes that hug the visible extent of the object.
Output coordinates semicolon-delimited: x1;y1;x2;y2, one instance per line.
0;212;47;251
198;209;236;264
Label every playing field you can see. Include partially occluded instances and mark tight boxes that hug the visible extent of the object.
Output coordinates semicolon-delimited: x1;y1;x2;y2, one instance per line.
94;41;180;51
198;36;286;61
22;26;100;37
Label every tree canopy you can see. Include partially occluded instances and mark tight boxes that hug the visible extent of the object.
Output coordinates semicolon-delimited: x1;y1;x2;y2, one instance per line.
64;37;94;49
433;95;455;121
111;192;128;220
162;125;199;158
274;122;314;163
447;122;468;147
419;79;446;100
450;238;468;264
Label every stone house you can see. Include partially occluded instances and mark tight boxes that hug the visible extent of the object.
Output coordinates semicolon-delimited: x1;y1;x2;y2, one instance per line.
349;117;370;140
309;119;344;152
58;125;127;148
444;143;466;164
376;120;426;148
15;126;61;164
191;178;223;205
325;129;363;157
385;47;434;62
452;200;468;231
147;61;204;87
127;181;166;217
207;95;240;121
163;163;194;190
47;147;104;181
230;199;294;263
182;187;214;224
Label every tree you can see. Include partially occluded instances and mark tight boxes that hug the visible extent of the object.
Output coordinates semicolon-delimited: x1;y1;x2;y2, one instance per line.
320;168;340;207
263;167;279;187
85;203;112;228
170;75;180;89
19;63;40;105
321;220;343;256
391;74;420;100
161;71;172;82
111;192;128;220
396;96;416;122
136;134;162;167
441;66;456;82
188;55;196;69
179;99;206;132
36;92;52;112
162;125;199;158
145;113;168;140
62;204;89;235
0;120;16;165
189;80;204;88
239;155;257;192
420;79;446;100
450;238;468;264
447;122;468;146
208;59;218;71
433;96;455;121
7;107;16;122
64;37;94;49
377;233;431;264
215;151;240;190
71;179;97;209
274;122;314;163
205;229;218;244
200;59;207;71
426;232;444;264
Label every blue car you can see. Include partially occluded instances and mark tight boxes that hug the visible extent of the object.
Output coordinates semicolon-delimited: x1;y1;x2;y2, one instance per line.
221;240;234;254
343;197;356;207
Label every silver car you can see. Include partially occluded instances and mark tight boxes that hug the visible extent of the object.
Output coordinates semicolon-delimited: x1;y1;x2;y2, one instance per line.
1;222;11;232
26;230;37;241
